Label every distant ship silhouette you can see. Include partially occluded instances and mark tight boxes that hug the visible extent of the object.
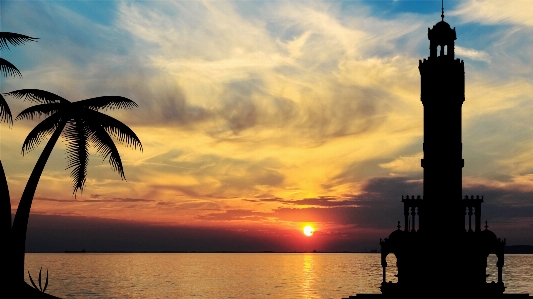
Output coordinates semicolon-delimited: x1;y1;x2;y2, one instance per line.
344;7;531;299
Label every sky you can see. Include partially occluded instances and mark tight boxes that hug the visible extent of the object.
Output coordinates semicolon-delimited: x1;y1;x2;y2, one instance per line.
0;0;532;252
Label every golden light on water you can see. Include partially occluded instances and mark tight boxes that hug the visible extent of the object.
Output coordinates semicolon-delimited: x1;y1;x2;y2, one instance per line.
303;226;315;237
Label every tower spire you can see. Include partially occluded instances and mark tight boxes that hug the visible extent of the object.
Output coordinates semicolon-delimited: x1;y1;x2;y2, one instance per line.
441;0;445;21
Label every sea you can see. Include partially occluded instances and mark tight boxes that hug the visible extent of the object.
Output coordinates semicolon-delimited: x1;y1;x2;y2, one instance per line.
24;253;533;299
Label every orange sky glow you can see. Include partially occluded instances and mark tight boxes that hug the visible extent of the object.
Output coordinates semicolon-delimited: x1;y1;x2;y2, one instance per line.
1;0;532;252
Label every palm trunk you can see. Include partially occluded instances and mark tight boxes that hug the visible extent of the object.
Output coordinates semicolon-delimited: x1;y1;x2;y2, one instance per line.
0;160;11;240
11;121;66;281
0;160;13;288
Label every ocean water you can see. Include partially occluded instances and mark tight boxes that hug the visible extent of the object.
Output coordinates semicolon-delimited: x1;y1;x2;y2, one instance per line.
24;253;533;299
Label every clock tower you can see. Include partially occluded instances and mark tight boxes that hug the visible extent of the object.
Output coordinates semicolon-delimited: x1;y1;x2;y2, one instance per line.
346;8;521;299
343;5;532;299
419;17;465;236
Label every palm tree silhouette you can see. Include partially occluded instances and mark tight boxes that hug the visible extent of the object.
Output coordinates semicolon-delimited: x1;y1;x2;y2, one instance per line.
0;32;38;291
0;33;38;219
5;89;142;281
0;32;38;124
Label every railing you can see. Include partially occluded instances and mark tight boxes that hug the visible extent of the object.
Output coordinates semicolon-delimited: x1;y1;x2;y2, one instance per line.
463;195;483;232
402;195;423;232
400;195;484;232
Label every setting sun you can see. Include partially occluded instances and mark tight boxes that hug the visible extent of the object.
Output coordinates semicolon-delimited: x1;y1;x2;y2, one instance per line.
303;226;315;237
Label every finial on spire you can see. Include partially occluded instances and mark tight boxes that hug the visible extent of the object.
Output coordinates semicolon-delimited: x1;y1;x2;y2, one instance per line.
441;0;445;21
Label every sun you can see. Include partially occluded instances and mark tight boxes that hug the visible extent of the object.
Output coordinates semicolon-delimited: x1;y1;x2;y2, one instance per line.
303;225;314;236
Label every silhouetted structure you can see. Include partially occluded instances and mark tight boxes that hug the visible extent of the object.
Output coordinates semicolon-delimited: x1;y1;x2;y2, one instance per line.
344;10;531;299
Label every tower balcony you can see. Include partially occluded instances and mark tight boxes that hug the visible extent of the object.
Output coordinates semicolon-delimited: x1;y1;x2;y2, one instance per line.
463;195;484;232
401;195;423;232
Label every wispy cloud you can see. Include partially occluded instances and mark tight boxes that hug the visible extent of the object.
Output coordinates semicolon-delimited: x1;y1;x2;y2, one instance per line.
455;46;491;62
379;153;423;174
453;0;533;27
1;0;532;247
244;196;361;207
35;197;152;203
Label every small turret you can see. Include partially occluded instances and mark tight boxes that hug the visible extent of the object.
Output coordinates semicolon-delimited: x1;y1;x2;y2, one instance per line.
428;21;456;59
427;3;456;59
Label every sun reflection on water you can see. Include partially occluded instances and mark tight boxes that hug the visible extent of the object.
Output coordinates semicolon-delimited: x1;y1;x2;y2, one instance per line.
302;254;316;298
24;253;533;299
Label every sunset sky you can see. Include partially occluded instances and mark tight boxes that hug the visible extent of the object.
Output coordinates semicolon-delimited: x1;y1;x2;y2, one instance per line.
1;0;532;252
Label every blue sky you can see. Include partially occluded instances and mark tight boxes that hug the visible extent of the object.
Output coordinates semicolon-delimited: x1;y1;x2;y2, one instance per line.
1;0;532;251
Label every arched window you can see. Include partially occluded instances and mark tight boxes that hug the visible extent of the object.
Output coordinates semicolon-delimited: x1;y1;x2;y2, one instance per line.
464;208;469;231
486;253;498;283
385;253;399;283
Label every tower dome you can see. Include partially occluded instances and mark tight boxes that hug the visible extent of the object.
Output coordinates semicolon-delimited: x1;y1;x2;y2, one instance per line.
427;20;456;58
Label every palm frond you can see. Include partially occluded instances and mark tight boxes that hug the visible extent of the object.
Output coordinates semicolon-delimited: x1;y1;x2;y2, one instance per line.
76;96;138;111
4;89;68;104
63;119;89;194
0;58;22;78
87;125;125;180
0;93;13;125
21;113;63;155
84;109;143;151
43;269;49;293
0;32;38;50
15;103;62;121
28;271;39;290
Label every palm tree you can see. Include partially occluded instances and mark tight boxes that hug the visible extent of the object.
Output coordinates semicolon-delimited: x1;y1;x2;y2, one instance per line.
0;32;38;124
4;89;142;280
0;33;38;289
0;31;38;226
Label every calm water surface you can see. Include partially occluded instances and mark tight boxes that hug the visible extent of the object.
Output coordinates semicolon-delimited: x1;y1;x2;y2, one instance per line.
24;253;533;299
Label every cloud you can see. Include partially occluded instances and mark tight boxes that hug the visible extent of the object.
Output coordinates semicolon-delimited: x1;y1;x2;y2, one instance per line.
197;205;402;230
109;197;152;203
455;46;490;62
452;0;533;27
176;201;221;211
2;0;532;249
199;175;533;245
4;0;430;208
451;0;533;79
244;196;361;207
201;176;423;227
196;209;274;222
111;0;427;145
25;213;383;252
139;151;286;198
35;197;153;203
379;152;423;174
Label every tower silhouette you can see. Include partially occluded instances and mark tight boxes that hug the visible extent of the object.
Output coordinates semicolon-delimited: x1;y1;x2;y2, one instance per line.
344;9;531;299
420;17;465;236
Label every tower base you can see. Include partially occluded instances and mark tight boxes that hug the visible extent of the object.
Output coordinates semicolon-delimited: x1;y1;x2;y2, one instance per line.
343;294;531;299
